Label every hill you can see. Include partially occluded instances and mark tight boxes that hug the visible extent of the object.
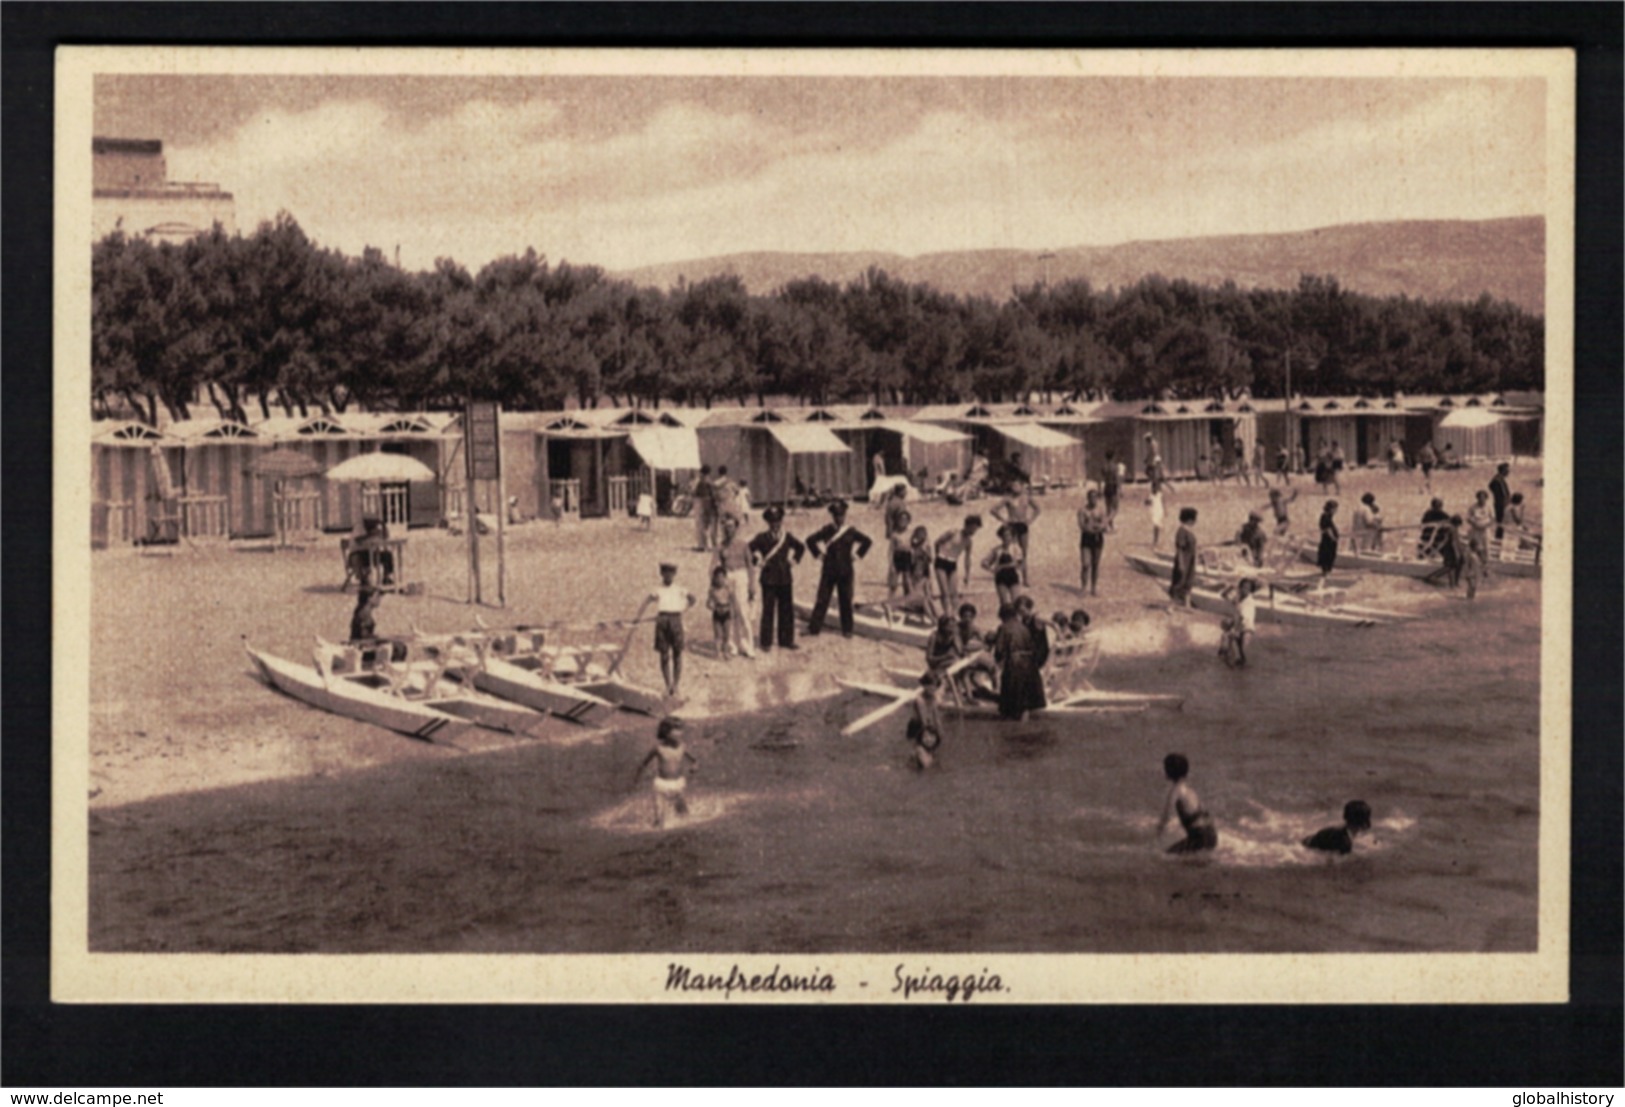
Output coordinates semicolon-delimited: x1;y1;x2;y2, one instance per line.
613;216;1545;314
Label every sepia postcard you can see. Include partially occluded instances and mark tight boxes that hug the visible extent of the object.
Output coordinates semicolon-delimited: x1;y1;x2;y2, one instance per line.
54;46;1575;1004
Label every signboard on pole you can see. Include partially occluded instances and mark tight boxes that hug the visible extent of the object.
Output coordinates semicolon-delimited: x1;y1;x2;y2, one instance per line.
465;401;502;482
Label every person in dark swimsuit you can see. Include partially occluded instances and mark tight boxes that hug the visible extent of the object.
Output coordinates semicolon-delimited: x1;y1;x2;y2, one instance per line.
1157;753;1217;854
1303;800;1372;855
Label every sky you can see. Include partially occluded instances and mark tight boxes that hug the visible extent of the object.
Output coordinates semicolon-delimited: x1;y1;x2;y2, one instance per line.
94;72;1548;275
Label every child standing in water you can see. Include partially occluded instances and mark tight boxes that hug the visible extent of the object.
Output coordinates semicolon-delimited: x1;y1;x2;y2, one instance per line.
1156;753;1217;854
1218;577;1260;667
1303;800;1372;855
906;672;945;770
634;717;698;828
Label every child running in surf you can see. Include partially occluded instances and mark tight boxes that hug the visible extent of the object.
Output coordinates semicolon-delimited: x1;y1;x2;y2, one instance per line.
1156;753;1218;854
633;717;699;828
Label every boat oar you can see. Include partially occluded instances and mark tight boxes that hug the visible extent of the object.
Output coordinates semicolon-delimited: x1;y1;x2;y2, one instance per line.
839;654;977;737
605;617;644;678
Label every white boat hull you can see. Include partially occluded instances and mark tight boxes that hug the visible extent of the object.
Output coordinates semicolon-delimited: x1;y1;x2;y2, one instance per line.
247;646;475;745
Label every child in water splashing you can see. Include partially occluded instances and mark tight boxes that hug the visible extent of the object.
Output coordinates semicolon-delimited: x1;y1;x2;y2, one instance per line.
1303;800;1373;855
1156;753;1218;854
634;717;698;828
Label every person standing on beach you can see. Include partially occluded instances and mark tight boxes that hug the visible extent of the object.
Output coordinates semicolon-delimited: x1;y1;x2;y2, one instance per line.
1416;442;1438;495
1169;506;1199;608
1218;578;1259;668
1274;443;1292;486
713;515;757;660
1156;753;1217;855
982;524;1025;611
1075;488;1107;596
1489;463;1512;540
805;500;873;638
713;466;742;534
1418;498;1451;559
1234;511;1269;568
1102;450;1124;531
749;506;804;652
1147;477;1167;550
1466;491;1495;572
992;479;1041;585
1387;439;1406;475
632;562;696;698
1252;440;1267;487
349;580;383;644
1316;501;1341;578
1265;487;1298;538
633;717;698;829
1328;441;1346;496
691;467;716;552
934;515;983;613
1143;433;1164;484
882;486;911;597
1352;492;1383;552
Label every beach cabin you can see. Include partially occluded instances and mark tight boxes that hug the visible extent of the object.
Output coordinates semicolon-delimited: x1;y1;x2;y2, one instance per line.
345;411;460;528
696;407;861;505
1493;393;1544;460
1255;396;1431;471
1039;401;1116;485
911;403;1085;488
163;417;267;539
534;411;638;519
1419;396;1515;463
91;420;179;547
803;404;971;494
1089;399;1259;481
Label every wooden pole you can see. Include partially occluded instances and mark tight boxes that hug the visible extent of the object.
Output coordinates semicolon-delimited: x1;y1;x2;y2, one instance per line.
468;478;482;604
495;413;507;608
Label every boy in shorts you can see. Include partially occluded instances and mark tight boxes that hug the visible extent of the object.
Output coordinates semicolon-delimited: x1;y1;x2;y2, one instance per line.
633;561;696;698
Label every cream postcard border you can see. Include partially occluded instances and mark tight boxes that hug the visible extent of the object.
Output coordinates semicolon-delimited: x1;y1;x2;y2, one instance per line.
52;46;1575;1004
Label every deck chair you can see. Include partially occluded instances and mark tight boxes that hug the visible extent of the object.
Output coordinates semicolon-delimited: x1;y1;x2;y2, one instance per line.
1043;633;1103;702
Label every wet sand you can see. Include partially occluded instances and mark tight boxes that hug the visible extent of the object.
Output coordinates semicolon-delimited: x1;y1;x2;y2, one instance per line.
87;463;1543;953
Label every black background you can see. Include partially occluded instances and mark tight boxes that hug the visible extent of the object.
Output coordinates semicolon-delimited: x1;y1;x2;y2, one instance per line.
5;3;1620;1088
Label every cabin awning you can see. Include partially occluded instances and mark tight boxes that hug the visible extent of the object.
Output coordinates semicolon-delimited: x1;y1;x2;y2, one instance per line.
984;421;1079;451
1438;408;1505;429
768;423;852;455
627;427;702;471
879;420;971;445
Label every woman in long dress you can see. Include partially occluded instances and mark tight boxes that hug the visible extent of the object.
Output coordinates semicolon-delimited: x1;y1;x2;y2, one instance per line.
990;603;1046;721
1316;501;1341;577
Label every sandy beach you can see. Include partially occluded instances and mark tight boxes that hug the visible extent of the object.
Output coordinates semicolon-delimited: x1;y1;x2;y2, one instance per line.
87;461;1544;953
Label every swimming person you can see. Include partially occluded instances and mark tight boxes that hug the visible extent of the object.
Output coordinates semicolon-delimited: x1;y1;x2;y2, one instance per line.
1302;800;1373;855
632;561;696;697
633;717;698;828
1156;753;1217;854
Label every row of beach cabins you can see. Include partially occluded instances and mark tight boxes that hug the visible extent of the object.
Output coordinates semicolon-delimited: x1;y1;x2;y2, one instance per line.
91;393;1543;548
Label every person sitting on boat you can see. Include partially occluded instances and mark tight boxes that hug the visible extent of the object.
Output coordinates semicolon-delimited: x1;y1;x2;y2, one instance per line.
1235;511;1269;567
1418;498;1451;559
349;580;382;645
1506;493;1542;558
1352;492;1384;552
633;717;698;829
1156;753;1217;855
951;602;1000;701
1051;610;1075;641
1264;487;1298;538
1303;800;1372;856
982;524;1025;610
924;615;961;678
883;526;940;621
906;672;945;771
1218;577;1260;668
1425;515;1466;588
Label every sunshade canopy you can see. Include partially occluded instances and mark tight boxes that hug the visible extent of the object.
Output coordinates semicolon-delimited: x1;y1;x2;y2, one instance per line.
1438;408;1504;429
879;420;971;444
768;423;852;455
627;427;702;471
985;421;1079;451
325;452;438;483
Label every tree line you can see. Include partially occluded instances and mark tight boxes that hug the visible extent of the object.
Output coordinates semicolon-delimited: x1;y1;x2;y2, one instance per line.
93;214;1545;425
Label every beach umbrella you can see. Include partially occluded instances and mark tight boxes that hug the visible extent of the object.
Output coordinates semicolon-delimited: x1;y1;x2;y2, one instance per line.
324;452;437;483
247;447;325;480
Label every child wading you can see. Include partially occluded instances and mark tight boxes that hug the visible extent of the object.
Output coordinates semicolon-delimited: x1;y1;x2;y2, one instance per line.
633;561;696;698
1303;800;1372;855
1156;753;1217;855
1218;577;1260;667
906;672;945;770
634;717;698;828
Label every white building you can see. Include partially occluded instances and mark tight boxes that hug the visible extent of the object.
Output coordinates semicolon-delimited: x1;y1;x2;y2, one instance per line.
92;137;235;244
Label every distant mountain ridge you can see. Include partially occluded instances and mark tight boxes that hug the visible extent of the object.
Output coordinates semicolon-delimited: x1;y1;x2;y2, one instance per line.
613;216;1545;314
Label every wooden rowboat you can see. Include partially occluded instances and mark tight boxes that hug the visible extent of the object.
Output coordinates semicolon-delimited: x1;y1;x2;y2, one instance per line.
246;643;476;746
793;599;934;649
1299;540;1540;581
314;637;554;739
1128;548;1361;592
1122;554;1410;627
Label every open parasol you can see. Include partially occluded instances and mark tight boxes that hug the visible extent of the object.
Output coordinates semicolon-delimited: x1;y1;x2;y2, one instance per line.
324;452;437;483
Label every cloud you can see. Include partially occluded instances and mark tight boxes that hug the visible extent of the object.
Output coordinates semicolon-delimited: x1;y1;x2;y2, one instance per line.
162;79;1548;273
